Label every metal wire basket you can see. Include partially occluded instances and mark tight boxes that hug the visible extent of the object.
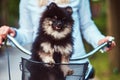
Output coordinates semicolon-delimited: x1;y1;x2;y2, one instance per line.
20;58;88;80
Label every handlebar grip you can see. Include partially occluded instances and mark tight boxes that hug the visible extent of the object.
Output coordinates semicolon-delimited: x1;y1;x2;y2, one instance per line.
100;36;115;53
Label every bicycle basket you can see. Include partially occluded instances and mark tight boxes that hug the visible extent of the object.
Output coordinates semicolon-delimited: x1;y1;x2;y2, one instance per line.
20;57;88;80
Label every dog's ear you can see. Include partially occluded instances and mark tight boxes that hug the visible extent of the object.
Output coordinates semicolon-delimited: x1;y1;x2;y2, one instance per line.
66;7;73;15
47;2;57;10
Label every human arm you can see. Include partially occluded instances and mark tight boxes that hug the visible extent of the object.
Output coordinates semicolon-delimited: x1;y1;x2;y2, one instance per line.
79;0;116;51
78;0;105;48
78;0;116;50
14;0;33;45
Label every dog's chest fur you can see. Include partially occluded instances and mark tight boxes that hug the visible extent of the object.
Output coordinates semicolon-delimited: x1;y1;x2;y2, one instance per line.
40;42;72;55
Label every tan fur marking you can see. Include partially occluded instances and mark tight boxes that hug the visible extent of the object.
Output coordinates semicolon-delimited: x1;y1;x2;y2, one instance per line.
38;52;55;67
40;42;54;54
54;44;72;55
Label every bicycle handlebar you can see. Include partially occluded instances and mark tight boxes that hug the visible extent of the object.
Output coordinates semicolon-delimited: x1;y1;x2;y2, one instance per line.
7;35;114;61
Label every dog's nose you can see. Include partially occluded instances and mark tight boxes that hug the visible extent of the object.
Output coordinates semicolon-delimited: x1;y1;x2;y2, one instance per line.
52;21;63;30
57;21;62;26
56;21;62;29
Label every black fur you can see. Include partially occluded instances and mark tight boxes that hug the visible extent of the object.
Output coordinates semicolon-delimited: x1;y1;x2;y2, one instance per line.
27;2;74;80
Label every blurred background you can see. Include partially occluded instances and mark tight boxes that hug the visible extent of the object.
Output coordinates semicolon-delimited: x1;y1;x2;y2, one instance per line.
0;0;120;80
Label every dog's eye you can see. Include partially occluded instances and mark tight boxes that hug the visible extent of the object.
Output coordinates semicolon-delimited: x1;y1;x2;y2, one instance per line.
52;18;56;22
54;16;57;19
52;16;58;21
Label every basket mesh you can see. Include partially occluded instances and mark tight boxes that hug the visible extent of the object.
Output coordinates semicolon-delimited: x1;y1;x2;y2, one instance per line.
20;58;88;80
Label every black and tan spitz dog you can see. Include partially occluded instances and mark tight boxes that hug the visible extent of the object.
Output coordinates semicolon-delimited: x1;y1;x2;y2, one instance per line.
27;2;74;80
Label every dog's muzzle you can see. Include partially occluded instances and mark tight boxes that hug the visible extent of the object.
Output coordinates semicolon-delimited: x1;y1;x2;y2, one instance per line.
52;21;63;30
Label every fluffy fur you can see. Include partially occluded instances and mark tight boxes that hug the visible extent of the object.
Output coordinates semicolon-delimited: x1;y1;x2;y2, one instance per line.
28;2;74;80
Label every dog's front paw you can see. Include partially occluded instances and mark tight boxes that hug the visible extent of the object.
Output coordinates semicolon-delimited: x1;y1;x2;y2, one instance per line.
67;69;74;76
61;65;74;76
42;57;55;67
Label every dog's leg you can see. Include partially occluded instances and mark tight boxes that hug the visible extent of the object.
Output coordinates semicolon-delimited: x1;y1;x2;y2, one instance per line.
60;55;74;76
38;52;55;67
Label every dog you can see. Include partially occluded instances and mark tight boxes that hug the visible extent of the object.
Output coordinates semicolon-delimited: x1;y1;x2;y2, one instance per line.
27;2;74;80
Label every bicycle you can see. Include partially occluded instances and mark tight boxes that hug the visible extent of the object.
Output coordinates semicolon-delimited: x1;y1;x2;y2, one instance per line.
6;35;114;80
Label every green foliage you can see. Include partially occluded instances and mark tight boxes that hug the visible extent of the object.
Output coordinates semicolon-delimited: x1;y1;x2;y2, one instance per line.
90;52;120;80
92;0;107;35
8;0;19;28
93;14;107;34
92;0;100;2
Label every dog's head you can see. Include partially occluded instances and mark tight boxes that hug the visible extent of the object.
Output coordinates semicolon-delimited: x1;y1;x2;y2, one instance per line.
40;2;74;39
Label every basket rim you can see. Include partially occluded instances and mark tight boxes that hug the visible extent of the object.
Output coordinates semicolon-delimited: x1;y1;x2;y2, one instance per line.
21;57;89;65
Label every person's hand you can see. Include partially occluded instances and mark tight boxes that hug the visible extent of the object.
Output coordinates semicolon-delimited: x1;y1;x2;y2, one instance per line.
0;25;16;47
98;36;116;52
